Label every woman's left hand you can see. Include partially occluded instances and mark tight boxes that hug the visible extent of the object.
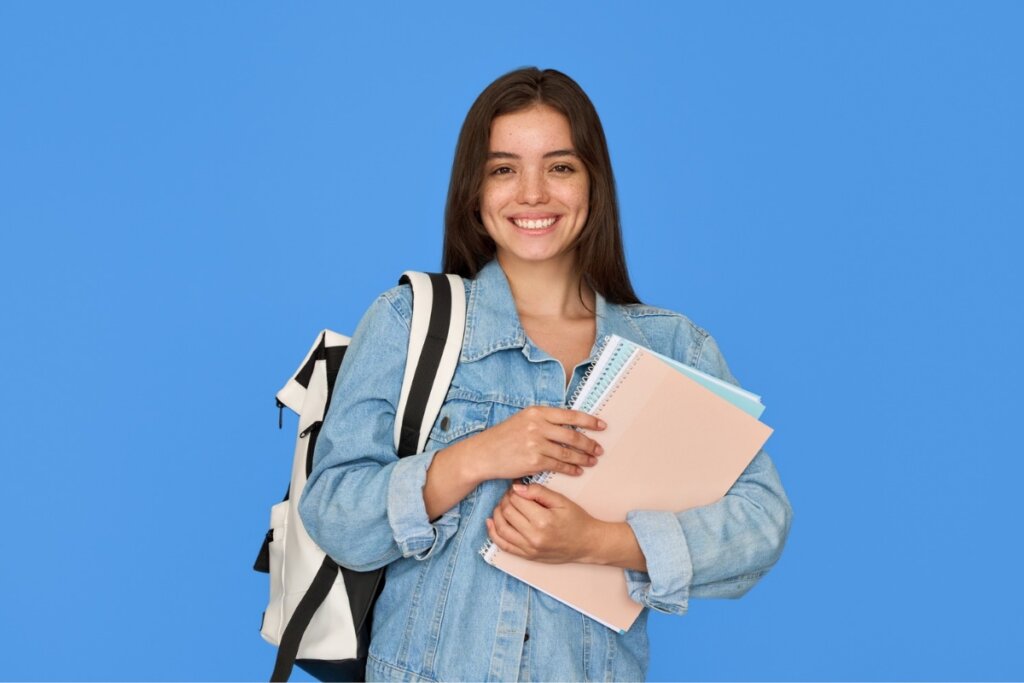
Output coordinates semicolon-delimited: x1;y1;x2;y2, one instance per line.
486;483;604;564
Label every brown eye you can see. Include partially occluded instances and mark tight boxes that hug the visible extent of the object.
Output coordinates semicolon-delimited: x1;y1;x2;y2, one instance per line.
490;166;513;176
552;164;574;174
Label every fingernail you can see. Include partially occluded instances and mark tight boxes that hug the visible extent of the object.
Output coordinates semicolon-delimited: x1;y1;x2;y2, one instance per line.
597;419;607;429
588;456;597;465
513;483;526;493
595;445;604;455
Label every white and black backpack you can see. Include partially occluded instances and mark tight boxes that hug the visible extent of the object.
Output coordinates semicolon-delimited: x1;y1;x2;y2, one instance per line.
253;271;466;682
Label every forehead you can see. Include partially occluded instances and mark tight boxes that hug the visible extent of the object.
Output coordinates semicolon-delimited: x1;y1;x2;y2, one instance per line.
488;104;574;152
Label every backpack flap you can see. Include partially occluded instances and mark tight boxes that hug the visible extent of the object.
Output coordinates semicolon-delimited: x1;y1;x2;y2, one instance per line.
276;329;352;420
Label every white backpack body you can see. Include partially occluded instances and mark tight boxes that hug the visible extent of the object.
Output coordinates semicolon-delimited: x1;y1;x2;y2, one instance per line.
255;272;467;681
261;329;357;660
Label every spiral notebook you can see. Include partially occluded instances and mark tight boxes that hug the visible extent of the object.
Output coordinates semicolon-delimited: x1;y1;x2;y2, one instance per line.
478;334;774;633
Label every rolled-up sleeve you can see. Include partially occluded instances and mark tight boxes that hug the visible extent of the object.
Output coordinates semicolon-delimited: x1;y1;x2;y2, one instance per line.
298;288;461;572
387;450;461;560
623;509;694;614
623;333;793;615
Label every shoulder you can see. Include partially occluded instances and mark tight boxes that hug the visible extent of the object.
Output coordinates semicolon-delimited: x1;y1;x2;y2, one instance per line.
379;283;413;329
614;302;737;385
378;275;474;330
619;302;710;337
616;302;709;363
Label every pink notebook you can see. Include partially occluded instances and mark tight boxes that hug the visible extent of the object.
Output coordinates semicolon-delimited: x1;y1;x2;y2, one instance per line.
479;335;773;632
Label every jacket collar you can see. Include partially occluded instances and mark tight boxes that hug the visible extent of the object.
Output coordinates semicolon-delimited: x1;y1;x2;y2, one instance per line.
460;258;638;363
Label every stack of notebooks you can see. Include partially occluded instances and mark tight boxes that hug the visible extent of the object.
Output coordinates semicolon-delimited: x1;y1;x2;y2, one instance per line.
479;333;773;633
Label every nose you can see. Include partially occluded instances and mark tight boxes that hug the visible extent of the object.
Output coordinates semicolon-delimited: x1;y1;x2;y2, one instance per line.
517;168;548;205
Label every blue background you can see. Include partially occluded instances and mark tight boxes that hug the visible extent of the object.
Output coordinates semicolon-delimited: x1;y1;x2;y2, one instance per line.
2;2;1021;680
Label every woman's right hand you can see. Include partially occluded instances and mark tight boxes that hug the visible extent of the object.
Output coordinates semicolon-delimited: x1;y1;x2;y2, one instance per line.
463;406;607;484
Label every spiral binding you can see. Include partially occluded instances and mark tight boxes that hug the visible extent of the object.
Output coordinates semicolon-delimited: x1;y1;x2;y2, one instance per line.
590;344;641;418
528;471;554;485
575;336;636;415
479;539;499;562
566;334;613;410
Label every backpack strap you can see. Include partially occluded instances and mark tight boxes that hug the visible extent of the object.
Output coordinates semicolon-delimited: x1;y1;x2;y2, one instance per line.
267;272;466;682
271;555;340;682
335;272;466;677
394;272;467;457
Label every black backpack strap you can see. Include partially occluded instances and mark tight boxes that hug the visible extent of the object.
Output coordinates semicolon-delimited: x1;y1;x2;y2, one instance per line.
341;272;468;670
394;272;467;457
270;555;340;682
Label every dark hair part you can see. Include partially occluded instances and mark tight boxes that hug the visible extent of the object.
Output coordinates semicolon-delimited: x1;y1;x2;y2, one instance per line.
442;67;642;307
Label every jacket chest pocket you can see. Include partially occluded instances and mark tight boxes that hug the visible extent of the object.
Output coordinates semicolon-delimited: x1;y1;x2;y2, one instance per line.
425;397;492;451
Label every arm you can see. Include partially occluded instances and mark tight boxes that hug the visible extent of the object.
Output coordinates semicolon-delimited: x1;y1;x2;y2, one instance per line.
428;403;607;521
487;333;793;613
623;446;791;614
423;437;483;521
622;333;793;615
298;289;462;572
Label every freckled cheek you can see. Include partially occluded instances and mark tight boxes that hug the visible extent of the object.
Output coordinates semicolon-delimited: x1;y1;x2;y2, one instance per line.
557;182;589;218
480;183;513;212
479;201;508;238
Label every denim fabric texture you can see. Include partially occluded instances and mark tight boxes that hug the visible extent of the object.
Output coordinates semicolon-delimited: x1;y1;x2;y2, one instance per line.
299;258;792;682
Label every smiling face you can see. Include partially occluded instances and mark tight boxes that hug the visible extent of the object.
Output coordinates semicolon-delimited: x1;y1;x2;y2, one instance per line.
479;104;590;272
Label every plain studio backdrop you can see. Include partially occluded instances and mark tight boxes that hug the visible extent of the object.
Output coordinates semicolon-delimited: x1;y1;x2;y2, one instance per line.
1;2;1021;680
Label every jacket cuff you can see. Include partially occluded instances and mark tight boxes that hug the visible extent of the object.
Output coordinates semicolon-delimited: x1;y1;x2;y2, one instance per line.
624;509;694;615
386;450;460;560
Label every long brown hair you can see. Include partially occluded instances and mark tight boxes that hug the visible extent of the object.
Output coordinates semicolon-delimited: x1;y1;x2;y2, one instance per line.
442;67;642;307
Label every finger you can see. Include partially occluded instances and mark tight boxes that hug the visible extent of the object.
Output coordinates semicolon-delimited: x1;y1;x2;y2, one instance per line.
495;499;527;534
512;483;564;511
490;508;532;554
540;428;596;465
507;485;552;525
547;423;604;458
540;406;607;432
486;518;529;557
541;440;594;470
540;452;585;477
501;495;540;533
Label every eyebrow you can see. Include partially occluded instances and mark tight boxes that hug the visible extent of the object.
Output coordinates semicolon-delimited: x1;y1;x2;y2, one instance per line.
486;149;579;160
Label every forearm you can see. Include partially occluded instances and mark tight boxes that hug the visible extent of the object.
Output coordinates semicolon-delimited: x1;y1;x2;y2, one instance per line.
583;521;648;572
620;448;792;614
423;436;482;521
677;448;791;591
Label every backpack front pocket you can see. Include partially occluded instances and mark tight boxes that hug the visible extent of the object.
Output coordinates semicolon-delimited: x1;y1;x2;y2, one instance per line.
261;499;289;641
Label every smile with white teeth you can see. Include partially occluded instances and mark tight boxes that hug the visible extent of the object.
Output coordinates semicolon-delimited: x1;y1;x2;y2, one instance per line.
511;217;558;230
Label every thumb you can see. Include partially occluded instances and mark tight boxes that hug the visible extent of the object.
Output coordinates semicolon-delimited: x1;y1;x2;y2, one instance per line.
513;483;562;508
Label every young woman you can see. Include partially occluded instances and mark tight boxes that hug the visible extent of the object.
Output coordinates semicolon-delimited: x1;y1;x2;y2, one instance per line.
300;67;792;682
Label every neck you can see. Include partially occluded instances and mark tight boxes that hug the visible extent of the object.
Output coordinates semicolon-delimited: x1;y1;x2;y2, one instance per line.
496;252;595;320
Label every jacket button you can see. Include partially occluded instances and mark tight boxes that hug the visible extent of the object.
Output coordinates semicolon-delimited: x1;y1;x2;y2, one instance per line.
440;416;450;431
524;630;530;642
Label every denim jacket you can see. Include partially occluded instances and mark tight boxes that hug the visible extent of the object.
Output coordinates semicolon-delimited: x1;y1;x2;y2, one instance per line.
299;258;792;682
